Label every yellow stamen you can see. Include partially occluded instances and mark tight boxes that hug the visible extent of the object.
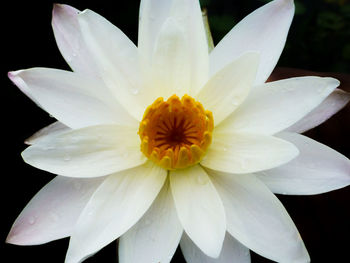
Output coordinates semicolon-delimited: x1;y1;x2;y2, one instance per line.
139;94;214;170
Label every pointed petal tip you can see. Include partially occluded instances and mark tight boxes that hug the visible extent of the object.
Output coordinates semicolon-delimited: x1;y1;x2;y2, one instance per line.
8;70;21;85
5;228;26;246
52;3;66;16
324;77;340;88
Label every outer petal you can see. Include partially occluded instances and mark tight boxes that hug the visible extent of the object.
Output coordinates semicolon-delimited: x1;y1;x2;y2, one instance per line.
52;4;98;76
170;165;226;258
65;162;167;263
22;125;146;178
180;232;251;263
286;89;350;133
201;131;299;174
210;170;310;263
139;0;208;94
8;68;137;129
119;179;183;263
257;132;350;195
210;0;295;85
196;52;258;126
6;176;103;245
25;122;69;145
77;9;143;120
217;77;339;135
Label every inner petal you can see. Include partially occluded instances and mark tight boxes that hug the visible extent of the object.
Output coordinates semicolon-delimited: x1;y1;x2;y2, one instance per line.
139;95;214;170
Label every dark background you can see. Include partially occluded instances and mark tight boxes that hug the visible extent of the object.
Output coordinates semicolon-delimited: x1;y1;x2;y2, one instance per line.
2;0;349;262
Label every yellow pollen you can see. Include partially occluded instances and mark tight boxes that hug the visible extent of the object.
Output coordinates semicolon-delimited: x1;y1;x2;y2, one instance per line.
139;94;214;170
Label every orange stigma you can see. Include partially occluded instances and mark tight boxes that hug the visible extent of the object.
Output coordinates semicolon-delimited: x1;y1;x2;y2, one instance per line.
139;95;214;170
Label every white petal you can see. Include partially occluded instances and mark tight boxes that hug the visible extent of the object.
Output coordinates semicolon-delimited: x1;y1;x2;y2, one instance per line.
6;176;103;245
144;17;191;101
138;0;173;65
210;170;310;263
170;165;226;258
25;122;69;145
286;89;350;133
181;232;251;263
201;131;299;174
52;4;98;75
257;132;350;195
8;68;137;129
65;162;167;263
210;0;294;85
139;0;208;94
217;77;339;135
22;125;146;178
119;179;182;263
77;9;146;120
196;52;258;125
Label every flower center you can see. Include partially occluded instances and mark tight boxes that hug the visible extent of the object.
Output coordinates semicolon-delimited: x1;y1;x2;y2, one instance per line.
139;94;214;170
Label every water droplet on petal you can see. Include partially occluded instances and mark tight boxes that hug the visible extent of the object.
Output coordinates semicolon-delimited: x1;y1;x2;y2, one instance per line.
72;53;77;57
49;212;60;222
132;89;139;95
223;147;227;152
28;216;35;225
197;173;209;185
63;155;71;161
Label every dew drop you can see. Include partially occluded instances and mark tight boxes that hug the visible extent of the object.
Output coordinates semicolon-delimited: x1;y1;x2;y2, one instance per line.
223;147;227;152
28;216;35;225
72;53;77;57
63;155;71;161
49;212;60;222
197;173;209;185
44;146;55;151
131;89;139;95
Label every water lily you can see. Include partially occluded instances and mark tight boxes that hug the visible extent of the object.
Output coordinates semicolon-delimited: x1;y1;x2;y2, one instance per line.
7;0;350;262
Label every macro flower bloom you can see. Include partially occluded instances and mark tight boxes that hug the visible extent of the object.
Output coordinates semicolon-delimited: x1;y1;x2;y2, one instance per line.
7;0;350;262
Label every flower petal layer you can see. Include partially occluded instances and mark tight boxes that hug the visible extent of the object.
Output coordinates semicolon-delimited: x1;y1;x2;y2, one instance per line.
144;17;191;101
201;131;299;174
210;0;294;85
286;89;350;133
6;176;103;245
52;4;98;76
139;0;208;94
65;162;167;263
77;9;143;120
257;132;350;195
25;122;69;145
119;179;183;263
22;125;146;178
170;165;226;258
8;68;137;129
217;77;339;135
196;52;258;126
180;232;251;263
210;170;310;263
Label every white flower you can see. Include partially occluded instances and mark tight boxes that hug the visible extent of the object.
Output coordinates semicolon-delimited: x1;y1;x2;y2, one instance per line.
7;0;350;263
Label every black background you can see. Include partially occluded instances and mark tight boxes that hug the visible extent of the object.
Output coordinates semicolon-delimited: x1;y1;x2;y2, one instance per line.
2;0;349;262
